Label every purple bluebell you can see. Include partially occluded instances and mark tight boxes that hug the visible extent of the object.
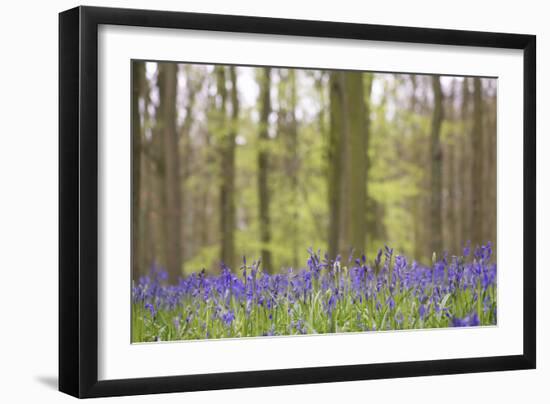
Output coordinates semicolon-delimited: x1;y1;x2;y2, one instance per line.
132;242;496;340
451;312;480;327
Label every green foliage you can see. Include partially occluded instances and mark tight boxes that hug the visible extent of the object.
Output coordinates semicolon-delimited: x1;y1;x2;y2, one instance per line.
132;275;496;342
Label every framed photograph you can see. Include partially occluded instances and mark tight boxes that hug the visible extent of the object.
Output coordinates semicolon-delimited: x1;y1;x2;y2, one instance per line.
59;6;536;398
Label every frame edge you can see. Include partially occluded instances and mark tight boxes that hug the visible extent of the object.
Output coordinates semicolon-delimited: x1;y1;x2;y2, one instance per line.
522;34;536;369
59;5;81;398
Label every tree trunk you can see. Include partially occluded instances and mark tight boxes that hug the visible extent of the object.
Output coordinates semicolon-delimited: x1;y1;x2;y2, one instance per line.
158;63;182;282
346;72;367;257
363;74;376;249
258;68;272;272
471;77;484;248
430;75;444;255
328;71;367;260
485;81;497;252
481;80;496;247
179;66;198;263
450;81;462;254
328;73;343;259
219;66;238;269
135;63;155;275
142;155;156;274
288;69;300;268
444;79;458;253
410;75;424;260
131;62;144;280
460;78;471;250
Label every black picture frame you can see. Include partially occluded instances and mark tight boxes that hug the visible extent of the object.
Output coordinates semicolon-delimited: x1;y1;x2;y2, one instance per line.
59;5;536;398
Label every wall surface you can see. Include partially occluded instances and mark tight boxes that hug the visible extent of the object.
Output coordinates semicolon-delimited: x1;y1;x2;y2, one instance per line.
0;0;545;402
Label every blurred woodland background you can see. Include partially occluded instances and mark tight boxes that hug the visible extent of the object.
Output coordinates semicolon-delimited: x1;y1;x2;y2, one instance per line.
131;61;497;282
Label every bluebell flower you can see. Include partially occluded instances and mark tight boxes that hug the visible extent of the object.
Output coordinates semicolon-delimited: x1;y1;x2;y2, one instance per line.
144;303;156;318
463;241;471;257
395;311;404;324
452;312;480;327
374;249;382;268
419;304;427;320
386;296;395;310
221;310;235;326
325;294;337;316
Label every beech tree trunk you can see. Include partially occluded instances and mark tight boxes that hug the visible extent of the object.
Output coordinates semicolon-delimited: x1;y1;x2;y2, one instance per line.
158;63;182;282
430;75;444;255
131;62;144;279
328;71;367;260
258;68;273;272
471;77;484;248
219;66;238;269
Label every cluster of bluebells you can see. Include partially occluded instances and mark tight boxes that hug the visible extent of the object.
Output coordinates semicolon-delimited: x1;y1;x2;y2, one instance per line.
132;242;497;342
